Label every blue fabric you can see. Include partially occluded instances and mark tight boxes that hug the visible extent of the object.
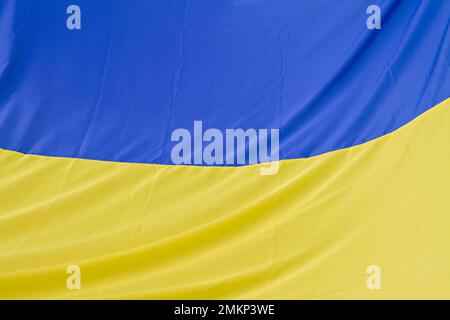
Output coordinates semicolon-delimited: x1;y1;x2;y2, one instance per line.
0;0;449;165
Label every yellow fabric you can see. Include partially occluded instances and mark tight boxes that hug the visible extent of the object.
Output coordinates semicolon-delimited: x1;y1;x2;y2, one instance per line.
1;98;450;299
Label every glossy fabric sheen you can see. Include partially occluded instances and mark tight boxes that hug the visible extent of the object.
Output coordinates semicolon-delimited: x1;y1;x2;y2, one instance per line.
0;98;449;299
0;0;449;164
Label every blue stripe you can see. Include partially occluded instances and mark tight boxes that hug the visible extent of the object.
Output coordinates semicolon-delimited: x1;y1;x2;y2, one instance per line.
0;0;449;165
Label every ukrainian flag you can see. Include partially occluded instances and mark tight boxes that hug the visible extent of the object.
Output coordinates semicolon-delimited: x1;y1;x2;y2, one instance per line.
0;0;449;299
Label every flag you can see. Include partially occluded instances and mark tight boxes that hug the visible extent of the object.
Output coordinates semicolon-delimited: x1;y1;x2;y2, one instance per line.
0;0;449;299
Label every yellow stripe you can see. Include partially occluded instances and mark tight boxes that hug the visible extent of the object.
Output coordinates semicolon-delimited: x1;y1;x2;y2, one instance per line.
1;98;450;299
